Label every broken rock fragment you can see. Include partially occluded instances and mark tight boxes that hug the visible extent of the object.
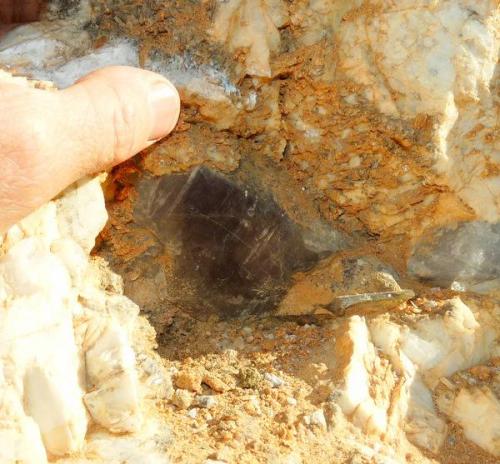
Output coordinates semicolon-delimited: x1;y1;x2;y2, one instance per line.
276;254;413;317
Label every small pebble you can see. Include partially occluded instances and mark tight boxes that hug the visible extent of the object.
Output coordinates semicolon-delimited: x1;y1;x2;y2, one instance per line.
203;373;228;393
238;367;262;389
172;389;193;409
264;372;284;388
197;395;218;409
175;371;203;393
187;408;198;419
244;396;261;416
309;409;327;429
287;397;297;406
157;381;175;401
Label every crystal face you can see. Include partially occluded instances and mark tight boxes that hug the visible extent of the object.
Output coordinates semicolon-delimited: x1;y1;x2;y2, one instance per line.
408;221;500;288
135;167;324;317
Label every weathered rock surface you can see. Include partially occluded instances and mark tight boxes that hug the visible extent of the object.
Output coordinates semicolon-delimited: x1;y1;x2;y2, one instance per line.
0;0;499;463
0;173;170;462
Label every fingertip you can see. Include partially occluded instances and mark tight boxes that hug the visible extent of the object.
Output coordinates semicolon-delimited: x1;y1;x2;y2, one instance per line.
86;66;181;141
58;66;181;173
148;78;181;141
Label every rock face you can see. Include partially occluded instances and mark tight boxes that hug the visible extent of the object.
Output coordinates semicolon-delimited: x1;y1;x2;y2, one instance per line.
0;0;499;463
0;174;170;462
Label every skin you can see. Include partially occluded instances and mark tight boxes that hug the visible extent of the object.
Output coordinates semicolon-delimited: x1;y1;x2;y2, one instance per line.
0;1;181;231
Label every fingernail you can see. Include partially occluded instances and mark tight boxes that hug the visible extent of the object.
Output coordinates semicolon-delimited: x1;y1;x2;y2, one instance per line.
149;80;180;141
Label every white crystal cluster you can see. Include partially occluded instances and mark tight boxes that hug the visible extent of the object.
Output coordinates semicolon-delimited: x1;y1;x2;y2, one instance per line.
334;297;499;455
0;177;168;463
335;0;500;222
211;0;289;77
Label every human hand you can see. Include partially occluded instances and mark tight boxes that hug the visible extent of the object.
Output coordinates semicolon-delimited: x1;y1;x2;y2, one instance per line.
0;1;179;232
0;66;180;232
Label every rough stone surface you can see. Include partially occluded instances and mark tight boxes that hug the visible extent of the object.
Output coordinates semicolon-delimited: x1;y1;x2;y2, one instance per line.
0;167;170;461
0;1;499;463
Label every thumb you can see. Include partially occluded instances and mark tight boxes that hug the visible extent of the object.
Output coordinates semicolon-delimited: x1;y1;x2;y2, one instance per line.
0;66;180;230
57;66;180;176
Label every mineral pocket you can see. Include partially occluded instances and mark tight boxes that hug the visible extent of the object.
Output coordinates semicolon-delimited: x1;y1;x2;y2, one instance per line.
134;166;328;318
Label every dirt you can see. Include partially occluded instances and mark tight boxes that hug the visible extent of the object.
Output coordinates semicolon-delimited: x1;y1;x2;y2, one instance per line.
156;313;390;464
151;296;498;464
